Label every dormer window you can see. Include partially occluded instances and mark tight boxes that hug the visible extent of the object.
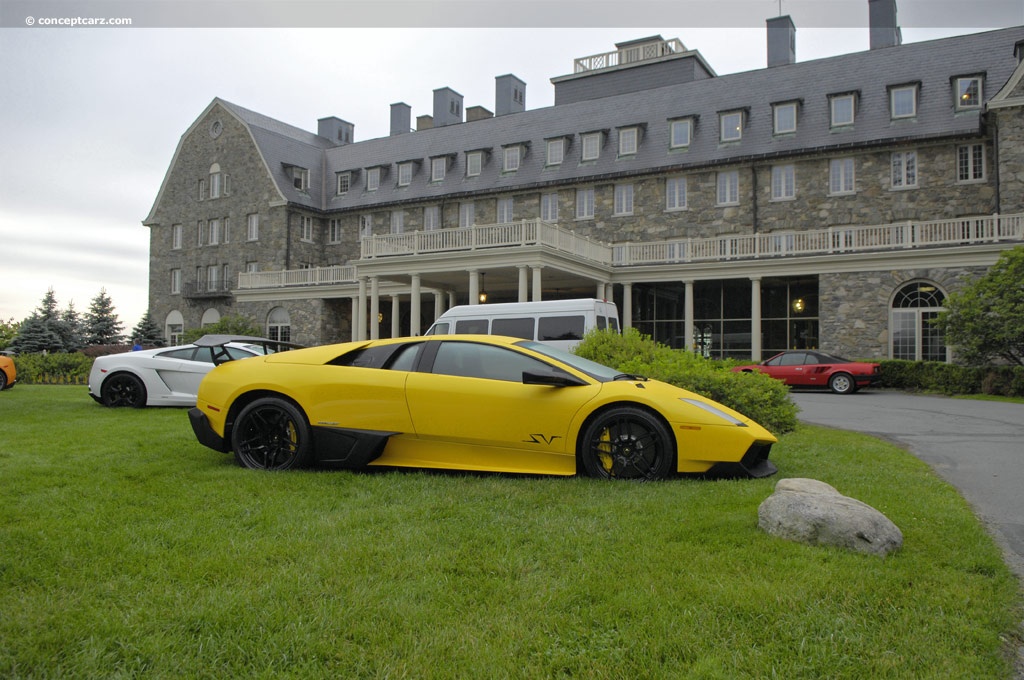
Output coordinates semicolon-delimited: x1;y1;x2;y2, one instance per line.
719;110;743;142
617;127;638;156
890;83;919;119
366;167;380;191
336;172;351;195
466;151;483;177
502;145;521;172
773;102;798;135
397;162;413;187
287;165;309;191
830;93;856;127
669;118;692;149
955;76;982;110
581;132;602;161
546;138;565;166
431;157;447;182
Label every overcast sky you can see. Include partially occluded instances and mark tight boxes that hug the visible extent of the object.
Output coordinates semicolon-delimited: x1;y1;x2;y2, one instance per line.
1;0;1021;329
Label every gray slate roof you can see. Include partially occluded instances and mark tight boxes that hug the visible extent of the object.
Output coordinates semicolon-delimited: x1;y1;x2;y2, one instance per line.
223;26;1024;213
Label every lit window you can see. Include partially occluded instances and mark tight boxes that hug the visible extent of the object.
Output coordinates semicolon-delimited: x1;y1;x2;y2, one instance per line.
497;197;514;223
716;171;739;205
829;158;855;195
957;144;985;182
541;192;559;221
618;128;638;156
613;184;633;215
666;177;687;210
830;94;855;127
890;85;917;119
891;150;917;188
771;165;795;200
337;172;351;194
669;119;691;148
575;188;595;219
431;157;446;182
397;163;413;187
773;103;797;134
720;111;743;142
546;139;564;165
503;146;521;172
956;77;982;109
581;133;601;161
466;152;482;177
366;167;380;191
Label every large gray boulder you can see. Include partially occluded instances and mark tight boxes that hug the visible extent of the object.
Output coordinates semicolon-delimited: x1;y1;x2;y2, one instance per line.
758;478;903;557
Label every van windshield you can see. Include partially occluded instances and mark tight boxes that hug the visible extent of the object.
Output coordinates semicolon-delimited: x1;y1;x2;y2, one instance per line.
517;341;622;382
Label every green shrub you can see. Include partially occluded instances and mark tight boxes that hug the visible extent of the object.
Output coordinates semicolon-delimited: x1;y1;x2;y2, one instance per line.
878;360;1023;397
12;352;93;385
574;329;798;435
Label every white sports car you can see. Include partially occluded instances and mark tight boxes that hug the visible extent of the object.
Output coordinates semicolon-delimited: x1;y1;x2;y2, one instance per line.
88;335;295;408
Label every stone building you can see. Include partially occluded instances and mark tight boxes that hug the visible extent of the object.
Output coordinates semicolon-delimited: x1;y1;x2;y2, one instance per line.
144;0;1024;361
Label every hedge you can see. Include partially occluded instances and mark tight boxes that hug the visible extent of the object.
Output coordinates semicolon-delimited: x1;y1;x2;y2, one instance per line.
878;360;1024;397
11;352;94;386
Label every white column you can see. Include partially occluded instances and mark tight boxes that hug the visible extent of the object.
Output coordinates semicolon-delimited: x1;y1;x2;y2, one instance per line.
448;290;457;308
350;297;359;341
357;278;367;341
468;270;480;306
531;266;543;302
751;277;762;361
369;276;380;340
622;283;632;329
434;291;445;319
684;280;695;353
517;265;529;302
391;295;401;338
410;274;421;336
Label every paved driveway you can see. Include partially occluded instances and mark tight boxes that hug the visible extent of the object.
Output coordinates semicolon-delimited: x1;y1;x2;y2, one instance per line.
789;391;1024;579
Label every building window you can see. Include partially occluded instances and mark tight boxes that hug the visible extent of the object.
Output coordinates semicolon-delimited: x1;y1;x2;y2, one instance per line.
503;146;521;172
891;150;918;189
669;119;691;148
957;144;985;182
267;307;291;343
424;205;440;230
291;167;309;191
771;165;795;200
541;192;559;221
716;171;739;205
171;224;182;250
196;220;205;246
618;127;638;156
955;77;982;110
546;139;564;166
397;162;413;187
613;184;634;215
431;157;446;182
890;84;918;119
359;214;373;238
246;213;259;241
366;167;380;191
170;269;181;294
466;152;482;177
459;202;475;227
329;218;342;243
666;176;687;210
223;218;230;244
197;179;206;201
581;133;601;161
301;215;314;241
575;188;595;219
497;197;514;223
830;94;855;127
891;282;947;361
337;172;351;194
208;218;221;245
209;164;221;198
829;158;855;195
773;103;797;134
719;111;743;142
207;265;220;291
390;210;404;234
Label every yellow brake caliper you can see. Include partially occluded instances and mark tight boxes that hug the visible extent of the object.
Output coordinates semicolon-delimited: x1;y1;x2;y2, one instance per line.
598;427;614;473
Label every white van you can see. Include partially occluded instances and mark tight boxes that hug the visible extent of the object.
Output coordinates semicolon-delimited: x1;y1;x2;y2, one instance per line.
424;298;620;351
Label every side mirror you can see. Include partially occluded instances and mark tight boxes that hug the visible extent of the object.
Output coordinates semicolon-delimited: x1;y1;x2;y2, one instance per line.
522;368;587;387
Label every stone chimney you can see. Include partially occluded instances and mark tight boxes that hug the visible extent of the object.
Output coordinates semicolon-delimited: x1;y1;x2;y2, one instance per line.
317;117;354;145
390;102;411;136
868;0;902;50
495;74;526;116
767;15;796;67
432;87;464;127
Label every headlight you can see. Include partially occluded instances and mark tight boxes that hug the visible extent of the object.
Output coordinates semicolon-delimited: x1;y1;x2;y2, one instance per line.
679;398;747;426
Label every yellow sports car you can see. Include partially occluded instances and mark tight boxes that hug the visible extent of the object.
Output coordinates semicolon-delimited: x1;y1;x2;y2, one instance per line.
189;335;778;480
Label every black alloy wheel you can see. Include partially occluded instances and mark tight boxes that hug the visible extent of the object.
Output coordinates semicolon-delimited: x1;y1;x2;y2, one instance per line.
231;397;313;471
101;373;147;408
579;406;675;480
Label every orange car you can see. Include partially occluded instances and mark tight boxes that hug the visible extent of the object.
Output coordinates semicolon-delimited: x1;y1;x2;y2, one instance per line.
0;354;16;390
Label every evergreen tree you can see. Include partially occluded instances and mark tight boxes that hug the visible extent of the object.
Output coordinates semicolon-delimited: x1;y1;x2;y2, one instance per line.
83;288;125;346
8;313;62;354
60;301;84;351
131;311;166;348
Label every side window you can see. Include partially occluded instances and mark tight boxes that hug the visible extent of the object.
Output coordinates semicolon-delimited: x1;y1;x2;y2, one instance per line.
157;347;199;361
432;342;550;382
492;317;535;340
597;316;607;330
538;315;585;342
779;352;807;366
427;322;450;335
387;344;423;372
224;347;258;361
454;319;489;334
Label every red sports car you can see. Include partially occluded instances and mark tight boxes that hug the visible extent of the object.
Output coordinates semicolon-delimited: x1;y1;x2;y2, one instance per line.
732;350;881;394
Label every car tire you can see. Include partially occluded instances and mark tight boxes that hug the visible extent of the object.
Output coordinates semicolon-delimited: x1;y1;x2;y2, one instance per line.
101;373;148;408
231;397;313;471
0;372;7;390
829;372;855;395
578;406;675;480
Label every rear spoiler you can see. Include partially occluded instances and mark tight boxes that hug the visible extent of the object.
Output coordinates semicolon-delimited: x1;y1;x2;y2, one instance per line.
193;335;305;354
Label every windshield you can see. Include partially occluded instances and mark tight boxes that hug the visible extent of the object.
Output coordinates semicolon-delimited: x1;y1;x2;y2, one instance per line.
517;341;621;382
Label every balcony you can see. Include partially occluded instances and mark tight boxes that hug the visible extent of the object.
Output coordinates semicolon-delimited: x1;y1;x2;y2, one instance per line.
182;281;232;299
237;265;357;290
574;38;686;74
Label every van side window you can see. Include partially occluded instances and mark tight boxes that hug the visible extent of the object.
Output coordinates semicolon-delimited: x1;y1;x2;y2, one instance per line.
538;315;585;342
492;317;535;340
455;319;489;334
597;316;606;330
427;322;449;335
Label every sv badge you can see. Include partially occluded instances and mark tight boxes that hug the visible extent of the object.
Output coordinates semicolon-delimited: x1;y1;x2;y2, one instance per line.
524;433;562;445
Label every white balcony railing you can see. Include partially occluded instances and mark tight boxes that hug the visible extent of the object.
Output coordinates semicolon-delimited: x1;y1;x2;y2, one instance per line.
235;214;1023;291
574;38;686;74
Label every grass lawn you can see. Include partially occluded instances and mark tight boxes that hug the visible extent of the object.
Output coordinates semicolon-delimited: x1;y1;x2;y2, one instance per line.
1;385;1021;678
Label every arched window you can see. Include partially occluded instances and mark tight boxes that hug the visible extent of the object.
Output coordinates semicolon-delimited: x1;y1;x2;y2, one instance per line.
201;308;221;327
209;163;222;199
267;307;291;342
891;282;947;361
165;310;184;346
